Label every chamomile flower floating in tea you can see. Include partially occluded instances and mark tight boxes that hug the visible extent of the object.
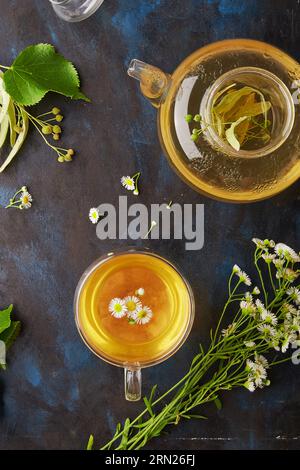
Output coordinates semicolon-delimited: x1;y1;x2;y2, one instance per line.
134;306;153;325
5;185;33;210
108;290;154;325
109;298;127;318
123;296;142;317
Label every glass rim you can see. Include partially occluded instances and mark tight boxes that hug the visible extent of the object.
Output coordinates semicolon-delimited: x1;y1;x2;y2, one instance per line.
74;247;195;369
200;66;295;159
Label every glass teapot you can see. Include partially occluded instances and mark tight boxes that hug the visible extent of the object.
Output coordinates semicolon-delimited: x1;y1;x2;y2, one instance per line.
128;39;300;203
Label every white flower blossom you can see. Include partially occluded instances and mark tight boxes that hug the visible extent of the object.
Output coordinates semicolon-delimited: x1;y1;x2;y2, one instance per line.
109;298;128;318
252;287;260;295
257;323;277;337
261;310;278;326
134;305;153;324
89;207;100;224
121;176;135;191
275;243;300;263
244;341;256;348
221;322;237;337
20;191;32;209
287;287;300;305
123;296;142;317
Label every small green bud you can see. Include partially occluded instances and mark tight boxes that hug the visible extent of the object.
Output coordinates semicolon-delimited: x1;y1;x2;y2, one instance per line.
52;107;61;115
185;114;193;123
193;114;201;122
42;125;53;135
57;156;65;163
53;125;62;134
192;128;199;135
53;133;60;141
133;189;139;196
191;134;198;142
55;114;63;122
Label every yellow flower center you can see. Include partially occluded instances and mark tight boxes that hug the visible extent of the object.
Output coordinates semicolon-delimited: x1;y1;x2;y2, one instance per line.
137;309;147;319
22;196;29;204
126;300;137;311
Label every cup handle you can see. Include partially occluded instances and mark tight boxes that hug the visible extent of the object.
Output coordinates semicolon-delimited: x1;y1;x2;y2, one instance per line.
124;366;142;401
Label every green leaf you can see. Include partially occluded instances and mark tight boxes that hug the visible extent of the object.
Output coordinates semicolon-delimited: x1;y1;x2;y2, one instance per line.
86;435;94;450
143;396;154;417
0;304;13;334
119;418;131;450
0;321;21;350
2;44;90;106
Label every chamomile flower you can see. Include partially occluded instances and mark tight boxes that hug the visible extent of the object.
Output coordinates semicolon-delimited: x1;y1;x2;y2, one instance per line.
275;243;300;263
20;191;32;209
252;287;260;295
244;380;256;392
254;354;269;369
257;323;277;337
124;296;142;317
287;287;300;305
121;176;135;191
221;322;236;337
273;258;285;269
232;264;241;274
252;238;265;248
262;253;276;263
276;268;299;282
261;310;278;326
89;207;100;224
134;305;153;325
233;265;252;286
255;299;266;314
109;298;127;318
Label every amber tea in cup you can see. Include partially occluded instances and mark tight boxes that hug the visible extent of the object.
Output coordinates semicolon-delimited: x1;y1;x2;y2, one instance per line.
74;249;194;401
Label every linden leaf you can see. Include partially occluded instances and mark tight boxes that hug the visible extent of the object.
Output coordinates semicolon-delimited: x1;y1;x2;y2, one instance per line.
0;304;13;334
2;44;90;106
225;116;249;151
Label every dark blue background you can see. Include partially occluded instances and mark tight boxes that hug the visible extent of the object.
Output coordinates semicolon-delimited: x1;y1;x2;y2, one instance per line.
0;0;299;450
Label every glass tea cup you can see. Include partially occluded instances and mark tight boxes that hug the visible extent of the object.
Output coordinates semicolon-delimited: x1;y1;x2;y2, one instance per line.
49;0;104;22
74;249;195;401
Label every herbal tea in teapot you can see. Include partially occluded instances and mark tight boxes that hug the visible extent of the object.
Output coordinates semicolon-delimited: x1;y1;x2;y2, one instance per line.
128;39;300;202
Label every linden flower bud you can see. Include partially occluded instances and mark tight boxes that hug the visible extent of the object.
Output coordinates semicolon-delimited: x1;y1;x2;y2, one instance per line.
57;156;65;163
67;149;75;156
42;125;52;135
53;125;62;134
55;114;63;122
52;107;61;115
53;133;60;141
64;154;72;162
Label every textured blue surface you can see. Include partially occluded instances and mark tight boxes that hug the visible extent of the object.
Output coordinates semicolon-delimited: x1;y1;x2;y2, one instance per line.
0;0;299;450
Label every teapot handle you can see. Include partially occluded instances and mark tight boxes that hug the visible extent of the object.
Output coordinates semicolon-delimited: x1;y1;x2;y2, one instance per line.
128;59;171;108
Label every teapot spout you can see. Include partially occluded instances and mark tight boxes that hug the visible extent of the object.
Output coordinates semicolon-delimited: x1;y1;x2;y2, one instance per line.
128;59;171;108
